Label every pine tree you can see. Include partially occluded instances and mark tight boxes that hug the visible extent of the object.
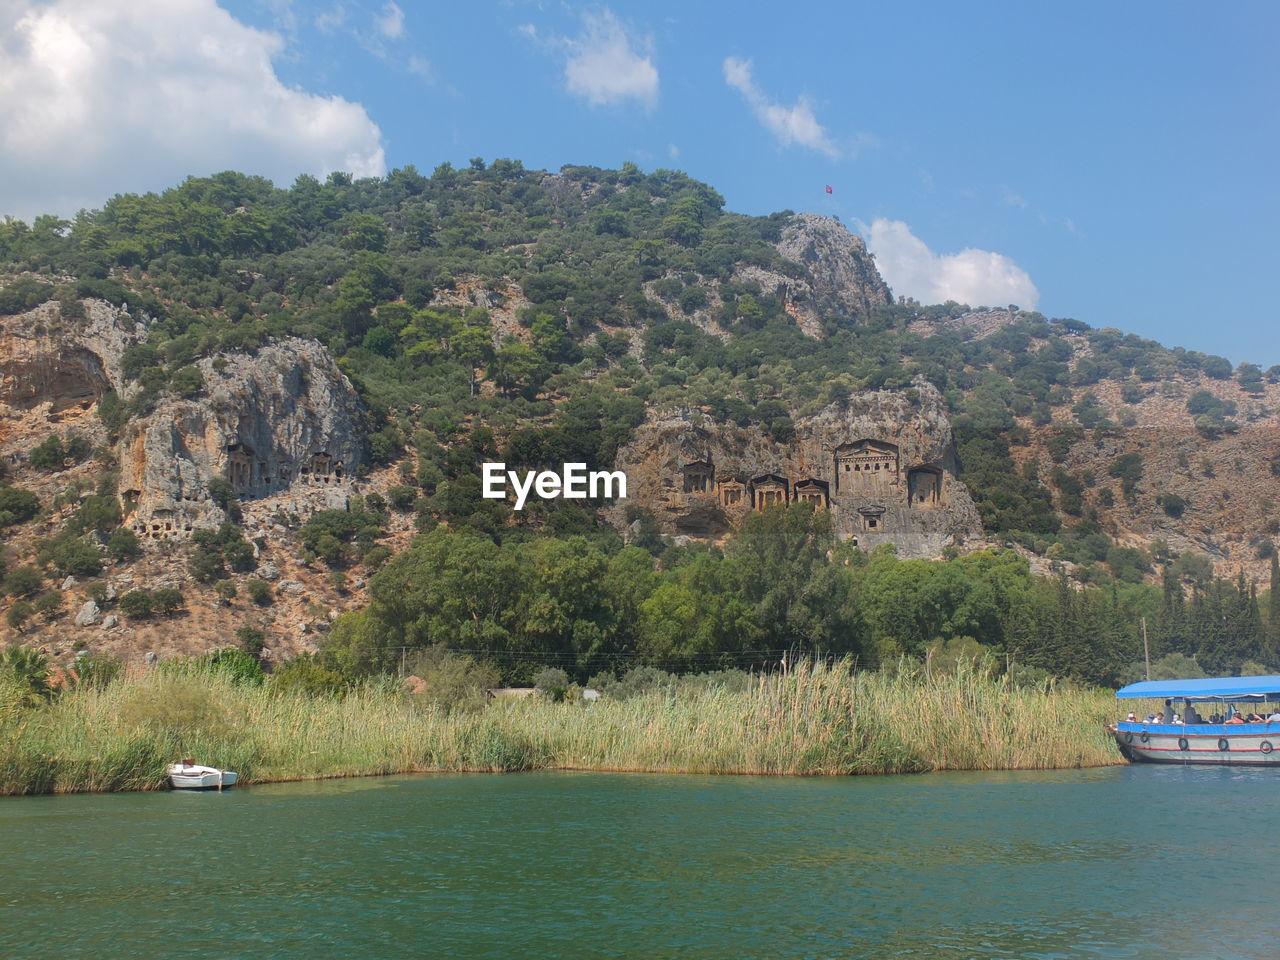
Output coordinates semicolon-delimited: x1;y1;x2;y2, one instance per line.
1268;553;1280;661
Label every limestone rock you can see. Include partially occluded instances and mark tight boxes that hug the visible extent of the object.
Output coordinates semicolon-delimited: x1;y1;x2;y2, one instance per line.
612;380;982;559
278;580;305;595
74;600;100;627
256;562;280;581
0;299;141;413
61;576;77;591
102;615;119;629
116;337;366;542
734;213;893;338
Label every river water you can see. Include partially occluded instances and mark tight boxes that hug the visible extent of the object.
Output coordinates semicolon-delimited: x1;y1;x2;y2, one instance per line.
1;765;1277;959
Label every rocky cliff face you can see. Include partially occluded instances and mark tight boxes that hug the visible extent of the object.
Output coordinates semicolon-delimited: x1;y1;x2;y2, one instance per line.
117;340;366;540
727;214;893;338
0;299;140;418
0;299;366;542
612;381;982;558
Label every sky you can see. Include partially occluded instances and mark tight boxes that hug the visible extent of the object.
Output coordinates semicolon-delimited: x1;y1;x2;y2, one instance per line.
1;1;1277;364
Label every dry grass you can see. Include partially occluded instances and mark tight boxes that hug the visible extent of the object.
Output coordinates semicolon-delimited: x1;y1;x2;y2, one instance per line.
0;659;1122;795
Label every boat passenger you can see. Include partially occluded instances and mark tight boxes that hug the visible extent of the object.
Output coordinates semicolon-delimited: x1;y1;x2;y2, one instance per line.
1185;707;1203;724
1145;713;1157;723
1126;712;1138;722
1170;712;1181;723
1247;713;1265;723
1268;710;1280;723
1153;712;1165;723
1226;712;1247;724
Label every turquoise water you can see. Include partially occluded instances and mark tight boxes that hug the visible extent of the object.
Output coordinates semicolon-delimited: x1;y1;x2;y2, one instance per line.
2;766;1278;959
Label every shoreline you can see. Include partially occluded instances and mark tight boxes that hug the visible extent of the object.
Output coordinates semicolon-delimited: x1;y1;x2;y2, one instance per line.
1;660;1125;797
9;755;1131;797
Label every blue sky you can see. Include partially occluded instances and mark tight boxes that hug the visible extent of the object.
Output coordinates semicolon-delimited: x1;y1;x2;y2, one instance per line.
2;1;1277;364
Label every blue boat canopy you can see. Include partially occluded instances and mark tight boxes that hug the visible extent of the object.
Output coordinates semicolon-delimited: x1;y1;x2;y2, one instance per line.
1116;676;1280;701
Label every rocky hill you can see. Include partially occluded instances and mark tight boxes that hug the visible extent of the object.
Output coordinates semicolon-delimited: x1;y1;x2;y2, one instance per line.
0;161;1276;672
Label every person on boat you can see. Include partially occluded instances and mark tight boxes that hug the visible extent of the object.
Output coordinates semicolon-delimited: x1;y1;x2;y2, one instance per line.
1145;712;1157;723
1226;711;1247;724
1247;712;1265;723
1170;712;1181;723
1185;706;1203;724
1126;712;1138;722
1267;709;1280;722
1153;712;1165;723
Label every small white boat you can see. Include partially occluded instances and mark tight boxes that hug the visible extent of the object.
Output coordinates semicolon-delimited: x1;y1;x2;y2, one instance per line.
167;760;238;790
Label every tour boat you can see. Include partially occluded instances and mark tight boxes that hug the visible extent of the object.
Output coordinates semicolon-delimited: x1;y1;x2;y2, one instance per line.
1110;676;1280;765
167;760;238;790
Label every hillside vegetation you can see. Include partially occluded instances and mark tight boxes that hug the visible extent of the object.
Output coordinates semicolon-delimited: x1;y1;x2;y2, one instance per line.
2;160;1279;686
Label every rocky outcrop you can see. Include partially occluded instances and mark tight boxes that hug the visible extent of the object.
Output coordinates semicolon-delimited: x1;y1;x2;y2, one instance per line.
0;299;142;414
612;380;981;558
745;214;894;336
908;309;1020;341
118;339;366;540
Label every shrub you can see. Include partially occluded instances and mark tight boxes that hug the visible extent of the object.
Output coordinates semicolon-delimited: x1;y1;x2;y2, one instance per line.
405;646;501;714
235;627;265;656
202;648;264;686
4;566;43;598
361;546;392;571
69;495;120;534
213;579;237;602
39;533;103;577
118;590;154;618
107;528;141;560
152;588;185;616
0;486;40;527
271;654;347;698
28;436;66;470
387;485;417;511
246;579;274;606
532;667;570;701
33;591;63;618
1158;493;1187;518
6;601;35;631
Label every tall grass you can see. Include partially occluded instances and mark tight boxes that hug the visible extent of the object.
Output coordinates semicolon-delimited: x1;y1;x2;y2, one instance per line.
0;660;1121;795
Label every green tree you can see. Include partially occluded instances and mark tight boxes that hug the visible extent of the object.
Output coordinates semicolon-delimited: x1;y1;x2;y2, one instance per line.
119;590;154;618
107;527;141;560
152;588;185;616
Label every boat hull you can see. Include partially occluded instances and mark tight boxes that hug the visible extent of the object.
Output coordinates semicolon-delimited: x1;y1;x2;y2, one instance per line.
1112;722;1280;766
167;765;238;789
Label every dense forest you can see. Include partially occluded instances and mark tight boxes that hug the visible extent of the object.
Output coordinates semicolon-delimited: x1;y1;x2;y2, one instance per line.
1;160;1278;686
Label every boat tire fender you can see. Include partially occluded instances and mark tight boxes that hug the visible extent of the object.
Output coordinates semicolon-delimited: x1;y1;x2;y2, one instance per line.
1262;741;1274;754
1124;733;1134;744
1140;731;1150;743
1178;737;1189;751
1218;737;1230;752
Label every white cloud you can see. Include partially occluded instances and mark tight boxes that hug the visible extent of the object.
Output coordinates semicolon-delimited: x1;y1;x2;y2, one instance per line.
562;10;658;109
0;0;385;220
314;3;346;33
722;56;837;158
867;219;1040;309
375;2;404;39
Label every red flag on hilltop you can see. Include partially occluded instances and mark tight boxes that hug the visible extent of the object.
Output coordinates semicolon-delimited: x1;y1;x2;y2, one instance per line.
825;185;833;194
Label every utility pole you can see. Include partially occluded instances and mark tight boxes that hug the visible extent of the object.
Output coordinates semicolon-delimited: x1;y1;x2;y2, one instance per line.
1142;617;1151;681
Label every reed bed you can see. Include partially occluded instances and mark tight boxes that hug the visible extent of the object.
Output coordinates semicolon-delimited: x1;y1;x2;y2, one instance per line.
0;660;1122;795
